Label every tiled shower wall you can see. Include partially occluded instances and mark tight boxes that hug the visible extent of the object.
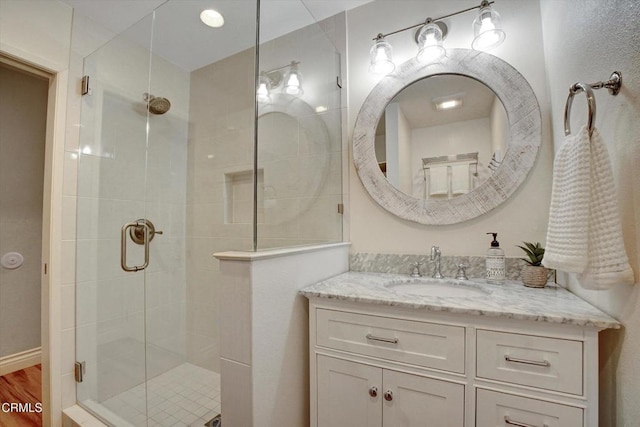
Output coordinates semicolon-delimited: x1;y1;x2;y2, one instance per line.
256;15;344;249
75;24;190;402
184;13;346;371
185;48;256;372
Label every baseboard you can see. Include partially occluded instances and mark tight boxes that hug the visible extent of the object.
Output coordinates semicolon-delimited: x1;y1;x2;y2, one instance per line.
0;347;41;376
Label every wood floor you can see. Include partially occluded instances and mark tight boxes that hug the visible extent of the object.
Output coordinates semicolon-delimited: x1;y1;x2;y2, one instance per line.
0;364;42;427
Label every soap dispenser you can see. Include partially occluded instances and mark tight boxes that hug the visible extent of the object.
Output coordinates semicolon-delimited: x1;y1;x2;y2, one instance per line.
486;232;505;284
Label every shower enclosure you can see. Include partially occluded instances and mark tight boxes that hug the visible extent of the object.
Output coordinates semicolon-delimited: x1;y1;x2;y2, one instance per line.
74;1;343;425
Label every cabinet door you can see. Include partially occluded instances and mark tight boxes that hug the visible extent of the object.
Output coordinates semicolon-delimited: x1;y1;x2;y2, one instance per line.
382;370;465;427
317;355;382;427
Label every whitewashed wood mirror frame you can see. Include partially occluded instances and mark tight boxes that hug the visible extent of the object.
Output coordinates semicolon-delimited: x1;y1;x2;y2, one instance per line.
353;48;542;224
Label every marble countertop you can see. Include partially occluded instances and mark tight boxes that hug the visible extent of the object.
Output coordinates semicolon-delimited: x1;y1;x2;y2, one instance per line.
300;272;621;330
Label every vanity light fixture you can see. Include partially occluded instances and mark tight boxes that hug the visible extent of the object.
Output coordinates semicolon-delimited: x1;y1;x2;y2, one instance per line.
283;61;303;96
369;34;396;74
368;0;505;74
256;61;303;102
416;19;446;64
257;74;272;102
471;1;506;51
200;9;225;28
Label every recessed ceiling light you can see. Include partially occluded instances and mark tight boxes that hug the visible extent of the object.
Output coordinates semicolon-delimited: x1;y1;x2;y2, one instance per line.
435;99;462;110
200;9;224;28
433;93;464;111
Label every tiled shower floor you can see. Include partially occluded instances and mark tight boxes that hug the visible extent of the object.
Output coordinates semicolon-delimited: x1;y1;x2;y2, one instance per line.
97;363;221;426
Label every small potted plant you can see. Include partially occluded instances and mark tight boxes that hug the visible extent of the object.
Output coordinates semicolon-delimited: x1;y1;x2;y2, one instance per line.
517;242;548;288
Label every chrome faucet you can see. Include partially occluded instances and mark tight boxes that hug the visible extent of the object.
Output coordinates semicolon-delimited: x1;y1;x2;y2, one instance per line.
430;246;444;279
455;263;468;280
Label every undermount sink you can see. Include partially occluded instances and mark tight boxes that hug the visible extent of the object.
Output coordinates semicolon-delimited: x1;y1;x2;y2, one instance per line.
385;278;490;298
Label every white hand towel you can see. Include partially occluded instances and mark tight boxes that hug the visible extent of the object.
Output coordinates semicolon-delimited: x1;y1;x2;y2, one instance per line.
429;165;448;196
543;126;634;288
451;164;470;195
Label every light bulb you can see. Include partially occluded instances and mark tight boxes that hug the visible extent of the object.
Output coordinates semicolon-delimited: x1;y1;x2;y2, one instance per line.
257;74;272;102
257;83;269;101
416;22;446;64
283;64;303;96
369;35;395;75
472;4;505;51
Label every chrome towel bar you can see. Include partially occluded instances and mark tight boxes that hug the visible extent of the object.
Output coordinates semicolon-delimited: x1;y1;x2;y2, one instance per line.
564;71;622;137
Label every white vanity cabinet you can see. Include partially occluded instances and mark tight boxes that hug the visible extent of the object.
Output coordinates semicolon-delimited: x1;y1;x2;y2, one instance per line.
308;298;607;427
317;355;464;427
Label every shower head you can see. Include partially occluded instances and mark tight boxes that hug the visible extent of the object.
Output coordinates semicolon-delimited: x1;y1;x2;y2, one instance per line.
144;93;171;115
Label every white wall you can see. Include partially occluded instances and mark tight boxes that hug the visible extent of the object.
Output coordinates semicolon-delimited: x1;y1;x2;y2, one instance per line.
490;97;508;162
0;0;72;71
0;1;74;425
346;0;553;257
384;103;400;187
217;243;350;427
539;1;640;425
411;117;492;196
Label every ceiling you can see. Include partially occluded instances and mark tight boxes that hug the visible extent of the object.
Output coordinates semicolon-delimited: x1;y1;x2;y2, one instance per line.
392;74;500;129
376;74;499;135
61;0;373;71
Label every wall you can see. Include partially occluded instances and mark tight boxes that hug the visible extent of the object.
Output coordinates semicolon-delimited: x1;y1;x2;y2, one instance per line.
186;48;256;372
346;0;553;257
0;0;72;71
411;117;492;197
384;102;412;193
185;12;346;371
0;0;74;425
216;243;350;427
0;63;48;358
257;14;344;249
74;14;190;406
539;0;640;425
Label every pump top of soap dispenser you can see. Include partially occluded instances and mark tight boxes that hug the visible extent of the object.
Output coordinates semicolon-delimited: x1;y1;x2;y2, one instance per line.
487;232;500;247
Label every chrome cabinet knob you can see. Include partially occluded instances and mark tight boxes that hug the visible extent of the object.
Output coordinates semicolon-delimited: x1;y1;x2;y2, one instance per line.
369;386;378;397
384;390;393;401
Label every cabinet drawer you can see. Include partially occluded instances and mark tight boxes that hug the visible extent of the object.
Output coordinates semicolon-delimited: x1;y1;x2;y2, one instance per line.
476;389;583;427
477;330;583;395
316;309;465;373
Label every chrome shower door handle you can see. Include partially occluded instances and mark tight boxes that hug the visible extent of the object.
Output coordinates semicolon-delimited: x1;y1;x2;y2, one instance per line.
121;221;150;272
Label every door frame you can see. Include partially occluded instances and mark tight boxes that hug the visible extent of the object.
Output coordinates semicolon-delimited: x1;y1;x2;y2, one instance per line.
0;52;68;427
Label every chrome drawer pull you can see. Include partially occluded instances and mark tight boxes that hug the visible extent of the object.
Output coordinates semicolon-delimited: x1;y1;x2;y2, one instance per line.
504;415;549;427
366;334;399;344
504;355;551;367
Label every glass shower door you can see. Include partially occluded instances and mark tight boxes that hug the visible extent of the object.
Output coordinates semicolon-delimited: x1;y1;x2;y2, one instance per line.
75;13;155;426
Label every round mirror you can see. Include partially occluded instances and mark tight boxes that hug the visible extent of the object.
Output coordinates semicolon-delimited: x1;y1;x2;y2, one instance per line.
374;74;508;199
353;49;541;224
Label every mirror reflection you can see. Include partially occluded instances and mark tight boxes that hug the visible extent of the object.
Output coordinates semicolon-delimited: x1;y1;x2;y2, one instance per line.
374;74;508;199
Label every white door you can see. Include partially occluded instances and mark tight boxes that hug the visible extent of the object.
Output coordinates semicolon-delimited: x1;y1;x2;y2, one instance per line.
382;369;465;427
317;355;383;427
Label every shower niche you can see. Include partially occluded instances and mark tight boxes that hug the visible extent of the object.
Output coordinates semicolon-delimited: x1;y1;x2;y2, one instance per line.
224;169;264;225
73;1;343;425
